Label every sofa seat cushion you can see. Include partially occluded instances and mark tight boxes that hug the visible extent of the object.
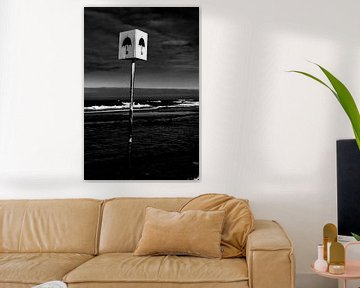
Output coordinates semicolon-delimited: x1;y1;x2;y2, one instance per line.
67;283;249;288
0;253;93;285
64;253;248;285
0;284;33;288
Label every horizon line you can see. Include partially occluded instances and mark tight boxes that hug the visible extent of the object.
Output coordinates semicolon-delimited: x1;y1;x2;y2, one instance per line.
84;86;199;90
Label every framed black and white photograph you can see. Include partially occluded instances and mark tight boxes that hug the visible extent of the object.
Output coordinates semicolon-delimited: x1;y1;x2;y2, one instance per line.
84;7;199;180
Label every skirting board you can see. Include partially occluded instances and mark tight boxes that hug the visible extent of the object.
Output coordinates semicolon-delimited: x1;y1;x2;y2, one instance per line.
297;273;360;288
296;273;337;288
338;280;360;288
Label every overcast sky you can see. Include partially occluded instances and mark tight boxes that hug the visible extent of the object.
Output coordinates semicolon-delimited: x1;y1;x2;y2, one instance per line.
84;7;199;89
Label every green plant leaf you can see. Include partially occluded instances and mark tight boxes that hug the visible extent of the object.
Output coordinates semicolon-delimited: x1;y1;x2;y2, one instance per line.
289;64;360;150
353;128;360;150
288;70;337;99
351;232;360;241
316;64;360;148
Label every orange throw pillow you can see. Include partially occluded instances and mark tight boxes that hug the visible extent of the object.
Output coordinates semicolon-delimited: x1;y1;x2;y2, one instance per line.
134;207;225;258
181;194;254;258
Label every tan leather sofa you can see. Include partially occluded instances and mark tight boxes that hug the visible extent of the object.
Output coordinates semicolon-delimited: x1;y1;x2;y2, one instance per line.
0;198;295;288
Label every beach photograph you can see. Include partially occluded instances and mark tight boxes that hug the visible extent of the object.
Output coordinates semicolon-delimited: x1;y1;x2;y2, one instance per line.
84;7;199;180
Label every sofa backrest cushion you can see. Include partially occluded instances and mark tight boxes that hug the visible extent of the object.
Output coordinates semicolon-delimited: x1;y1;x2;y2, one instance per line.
181;194;254;258
99;198;189;253
0;199;102;254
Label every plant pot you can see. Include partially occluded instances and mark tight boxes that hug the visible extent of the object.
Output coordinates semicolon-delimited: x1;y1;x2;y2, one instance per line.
337;139;360;239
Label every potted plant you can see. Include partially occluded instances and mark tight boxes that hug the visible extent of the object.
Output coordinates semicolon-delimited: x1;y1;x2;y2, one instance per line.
290;63;360;240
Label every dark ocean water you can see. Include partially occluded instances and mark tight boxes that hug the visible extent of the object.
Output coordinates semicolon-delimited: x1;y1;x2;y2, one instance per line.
84;88;199;180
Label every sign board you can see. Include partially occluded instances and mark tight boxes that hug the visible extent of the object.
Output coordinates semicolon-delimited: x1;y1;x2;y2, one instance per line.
118;29;148;61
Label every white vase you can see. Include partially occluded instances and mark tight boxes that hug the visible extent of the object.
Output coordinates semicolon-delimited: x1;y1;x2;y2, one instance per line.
314;244;328;272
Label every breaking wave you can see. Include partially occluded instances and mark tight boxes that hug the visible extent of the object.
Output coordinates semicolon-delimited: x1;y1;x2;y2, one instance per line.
84;100;199;113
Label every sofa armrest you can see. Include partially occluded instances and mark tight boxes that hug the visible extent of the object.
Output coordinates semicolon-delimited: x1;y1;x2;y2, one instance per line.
246;220;295;288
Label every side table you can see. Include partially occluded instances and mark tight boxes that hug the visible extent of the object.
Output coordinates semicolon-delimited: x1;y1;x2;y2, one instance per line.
311;242;360;288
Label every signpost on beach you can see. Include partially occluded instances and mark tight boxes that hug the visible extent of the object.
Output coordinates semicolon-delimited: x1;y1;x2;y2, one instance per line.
118;29;148;174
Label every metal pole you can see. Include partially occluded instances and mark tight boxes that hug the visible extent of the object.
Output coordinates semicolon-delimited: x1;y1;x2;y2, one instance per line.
128;60;136;173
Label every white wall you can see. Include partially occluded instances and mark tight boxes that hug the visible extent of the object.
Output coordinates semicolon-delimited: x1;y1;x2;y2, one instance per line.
1;0;359;287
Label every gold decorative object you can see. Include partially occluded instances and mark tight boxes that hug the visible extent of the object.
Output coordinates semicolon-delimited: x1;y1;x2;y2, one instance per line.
329;242;345;265
328;264;345;275
329;242;345;274
323;223;337;261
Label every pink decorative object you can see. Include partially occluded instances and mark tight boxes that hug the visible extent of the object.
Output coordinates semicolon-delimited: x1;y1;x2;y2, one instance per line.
314;244;328;272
